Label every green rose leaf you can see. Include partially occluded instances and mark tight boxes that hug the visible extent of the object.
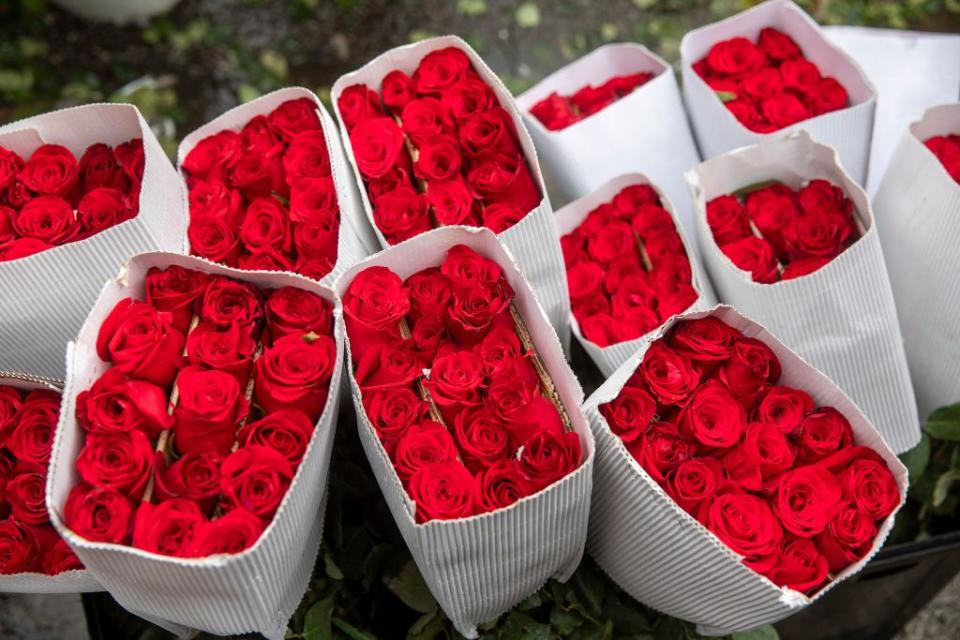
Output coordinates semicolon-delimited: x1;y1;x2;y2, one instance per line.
384;560;437;613
924;404;960;441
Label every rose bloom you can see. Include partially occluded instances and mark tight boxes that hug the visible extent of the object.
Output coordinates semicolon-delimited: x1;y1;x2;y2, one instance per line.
253;333;336;420
220;445;294;520
96;297;185;387
408;461;478;523
64;483;135;544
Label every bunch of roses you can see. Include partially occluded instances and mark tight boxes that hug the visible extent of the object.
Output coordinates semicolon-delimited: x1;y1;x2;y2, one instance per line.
706;178;860;283
924;133;960;184
343;244;582;522
529;72;654;131
600;316;899;593
562;184;698;348
0;139;144;262
338;47;541;244
692;27;849;133
0;387;83;575
183;99;342;281
63;265;337;558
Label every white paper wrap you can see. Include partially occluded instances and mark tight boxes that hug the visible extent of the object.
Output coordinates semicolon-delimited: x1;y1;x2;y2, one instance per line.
0;375;102;593
45;252;344;640
333;227;594;639
177;87;376;286
516;44;702;243
0;104;186;380
874;104;960;419
584;304;908;634
686;131;919;453
554;173;715;377
680;0;876;186
331;35;570;349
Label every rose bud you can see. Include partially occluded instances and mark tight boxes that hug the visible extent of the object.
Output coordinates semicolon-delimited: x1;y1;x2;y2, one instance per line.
145;265;210;331
478;459;532;512
423;350;485;414
474;324;523;376
2;237;54;261
755;386;814;436
411;316;450;366
372;186;431;245
64;483;135;544
363;388;429;455
393;420;459;482
294;256;336;282
132;498;206;558
766;536;829;593
237;409;315;467
200;277;264;330
354;340;422;391
683;380;746;449
238;249;294;273
722;422;795;492
283;130;332;185
77;187;135;235
188;179;244;224
796;407;854;463
518;430;582;492
76;369;173;438
408;461;478;523
154;451;225;513
428;178;478;226
816;504;877;573
350;117;405;179
718;337;782;407
466;152;540;213
381;70;415;111
668;316;741;372
0;453;13;512
481;201;524;234
186;322;258;384
78;143;126;194
626;424;697;484
239;196;292;255
774;465;844;537
666;457;724;521
268;97;321;142
14;196;79;245
254;333;336;421
706;195;751;246
758;27;800;61
530;93;578;131
115;138;144;185
182;130;242;183
413;135;462;182
721;236;781;284
41;538;83;575
839;457;900;521
600;386;656;443
264;287;332;345
454;408;512;474
585;221;633;266
0;385;22;448
404;267;452;321
579;314;623;348
338;84;384;130
0;520;38;574
447;279;515;345
188;216;243;266
96;298;186;387
401;97;447;143
0;206;16;252
706;491;783;565
6;466;49;525
21;144;78;197
413;47;470;93
220;445;294;520
174;366;250;456
440;244;505;291
782;256;831;280
745;185;797;256
76;430;154;499
7;393;60;465
638;342;701;406
458;108;519;158
0;147;22;193
190;508;267;557
342;266;410;343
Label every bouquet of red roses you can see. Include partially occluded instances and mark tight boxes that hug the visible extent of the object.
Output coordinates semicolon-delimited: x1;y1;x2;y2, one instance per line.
47;253;343;640
337;228;593;638
555;173;713;376
0;104;184;380
584;305;906;633
333;36;570;347
179;88;372;283
681;0;875;184
517;44;702;236
687;132;919;455
0;377;100;593
874;103;960;417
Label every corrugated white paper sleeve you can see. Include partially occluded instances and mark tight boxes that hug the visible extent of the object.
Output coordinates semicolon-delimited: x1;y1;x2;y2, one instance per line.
584;305;908;635
333;227;594;639
686;131;920;453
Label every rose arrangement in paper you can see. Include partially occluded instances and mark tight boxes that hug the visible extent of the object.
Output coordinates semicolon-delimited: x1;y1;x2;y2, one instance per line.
63;265;336;558
693;28;849;133
706;178;861;282
339;47;542;244
344;244;582;522
562;184;697;347
529;72;654;131
182;99;342;281
0;386;84;575
924;133;960;184
599;316;899;593
0;139;143;262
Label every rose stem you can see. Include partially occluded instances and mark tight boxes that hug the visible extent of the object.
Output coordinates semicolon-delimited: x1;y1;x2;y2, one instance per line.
397;318;445;425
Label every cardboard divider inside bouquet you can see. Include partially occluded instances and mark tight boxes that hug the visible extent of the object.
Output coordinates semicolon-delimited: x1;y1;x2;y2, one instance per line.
517;43;702;242
680;0;875;184
333;226;594;639
45;252;344;640
554;173;716;377
331;35;571;348
177;86;376;285
0;103;185;380
874;103;960;417
686;131;919;454
583;304;908;634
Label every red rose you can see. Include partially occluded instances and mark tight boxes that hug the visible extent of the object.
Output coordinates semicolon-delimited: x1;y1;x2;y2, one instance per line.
782;256;831;280
351;117;405;179
797;407;853;463
722;422;795;492
758;28;800;62
413;136;462;182
609;275;655;318
718;337;782;404
77;187;135;235
413;47;471;94
408;460;478;523
0;147;22;193
465;152;540;212
21;144;78;197
154;451;224;512
454;408;511;473
144;265;209;331
7;467;49;524
189;179;243;223
427;178;476;226
481;202;524;233
745;185;797;251
190;508;266;556
816;504;877;573
0;385;21;447
706;195;751;246
264;287;331;344
767;536;829;592
238;409;315;466
740;68;784;101
283;130;332;184
518;430;581;491
774;465;843;537
807;78;849;116
707;491;783;561
683;381;746;449
638;342;701;406
721;237;780;284
220;445;294;519
401;98;448;142
585;220;633;265
267;98;321;142
381;70;415;110
115;139;144;184
240;250;295;273
626;424;697;484
133;498;205;557
780;58;821;94
78;143;126;194
97;298;185;386
578;315;622;348
0;520;37;574
478;459;532;511
756;386;814;435
405;267;452;321
411;315;449;364
530;93;579;131
839;457;899;520
254;334;336;419
354;340;420;392
231;138;286;200
186;322;257;383
441;244;504;290
294;255;335;281
706;37;765;76
76;369;173;438
393;420;459;482
458;108;519;158
570;84;615;117
667;457;723;519
189;216;243;266
14;196;78;245
64;483;134;544
290;185;338;240
447;279;514;345
761;93;811;129
474;324;522;376
481;359;539;424
7;393;60;465
783;213;850;261
200;277;263;329
174;366;249;455
424;350;485;409
337;85;383;130
76;429;154;498
41;538;83;575
363;388;429;454
240;197;291;254
343;266;410;341
600;386;656;443
372;186;431;244
0;205;15;251
183;131;242;183
669;316;740;367
442;78;495;123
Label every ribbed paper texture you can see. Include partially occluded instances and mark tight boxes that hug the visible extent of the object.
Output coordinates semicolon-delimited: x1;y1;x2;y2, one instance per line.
0;104;186;380
45;252;344;640
680;0;875;185
177;87;375;286
333;227;594;639
516;44;702;244
553;173;715;377
584;305;908;634
686;131;919;453
874;103;960;418
331;35;570;349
